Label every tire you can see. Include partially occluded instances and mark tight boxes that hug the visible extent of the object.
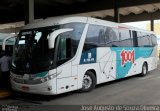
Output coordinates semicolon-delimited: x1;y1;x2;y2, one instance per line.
141;63;148;76
79;71;96;92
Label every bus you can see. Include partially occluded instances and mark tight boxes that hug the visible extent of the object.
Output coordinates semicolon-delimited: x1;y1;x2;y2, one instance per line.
0;33;15;54
10;16;158;95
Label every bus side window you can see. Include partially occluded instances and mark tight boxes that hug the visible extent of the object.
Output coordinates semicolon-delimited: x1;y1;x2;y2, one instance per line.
57;34;72;66
151;34;157;46
105;27;119;47
146;35;151;47
83;25;101;51
147;35;152;47
56;23;85;66
83;24;120;51
119;29;133;47
138;32;152;47
132;31;138;47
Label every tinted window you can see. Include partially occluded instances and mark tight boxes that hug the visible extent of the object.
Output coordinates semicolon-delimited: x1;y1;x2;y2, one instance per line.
137;32;142;46
83;24;119;51
105;27;119;47
148;35;153;46
137;32;152;47
85;25;105;45
132;31;138;47
119;29;133;47
151;34;157;46
57;23;85;66
142;35;151;47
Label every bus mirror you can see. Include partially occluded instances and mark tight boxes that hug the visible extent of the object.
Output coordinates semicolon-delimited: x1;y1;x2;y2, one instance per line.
48;28;73;49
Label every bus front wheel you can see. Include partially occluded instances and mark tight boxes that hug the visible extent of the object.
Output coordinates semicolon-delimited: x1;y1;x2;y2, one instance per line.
141;63;148;76
79;71;96;92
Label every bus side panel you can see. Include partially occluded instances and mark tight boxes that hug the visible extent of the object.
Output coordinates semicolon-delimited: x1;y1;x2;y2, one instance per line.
56;62;78;94
56;76;78;94
97;47;116;83
149;46;158;70
111;47;155;79
76;46;157;91
146;57;155;71
126;58;144;77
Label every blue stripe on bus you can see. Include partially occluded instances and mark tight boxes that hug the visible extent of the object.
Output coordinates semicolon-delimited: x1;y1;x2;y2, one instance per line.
80;47;153;79
111;47;153;79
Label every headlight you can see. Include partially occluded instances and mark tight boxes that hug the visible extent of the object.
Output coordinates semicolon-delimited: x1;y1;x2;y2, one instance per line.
12;73;57;84
40;73;57;83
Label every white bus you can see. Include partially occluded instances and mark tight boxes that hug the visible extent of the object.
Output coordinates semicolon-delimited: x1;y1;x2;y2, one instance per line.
10;17;158;95
0;33;15;54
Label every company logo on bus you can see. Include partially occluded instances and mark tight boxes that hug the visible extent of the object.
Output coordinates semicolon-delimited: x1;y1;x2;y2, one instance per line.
84;52;95;63
120;49;135;66
26;62;30;68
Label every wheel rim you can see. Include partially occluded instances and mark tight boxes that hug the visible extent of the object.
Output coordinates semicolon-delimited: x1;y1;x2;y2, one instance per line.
143;65;147;75
82;75;92;89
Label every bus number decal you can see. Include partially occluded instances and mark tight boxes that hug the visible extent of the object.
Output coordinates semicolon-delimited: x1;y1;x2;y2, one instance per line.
120;49;135;66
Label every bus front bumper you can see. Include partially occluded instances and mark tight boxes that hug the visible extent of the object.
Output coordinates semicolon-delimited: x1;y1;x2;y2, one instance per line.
11;79;57;95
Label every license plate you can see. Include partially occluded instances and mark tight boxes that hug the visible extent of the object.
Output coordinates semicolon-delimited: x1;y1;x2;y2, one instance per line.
21;86;29;91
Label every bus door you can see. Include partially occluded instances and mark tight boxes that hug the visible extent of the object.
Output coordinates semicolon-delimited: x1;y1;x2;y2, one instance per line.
56;36;77;94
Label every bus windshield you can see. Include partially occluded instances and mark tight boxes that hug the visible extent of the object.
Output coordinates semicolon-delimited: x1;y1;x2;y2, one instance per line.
12;27;58;74
12;23;85;74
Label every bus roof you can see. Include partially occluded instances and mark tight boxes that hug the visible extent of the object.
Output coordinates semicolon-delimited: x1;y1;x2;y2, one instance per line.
23;16;88;30
87;17;154;34
22;16;154;34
